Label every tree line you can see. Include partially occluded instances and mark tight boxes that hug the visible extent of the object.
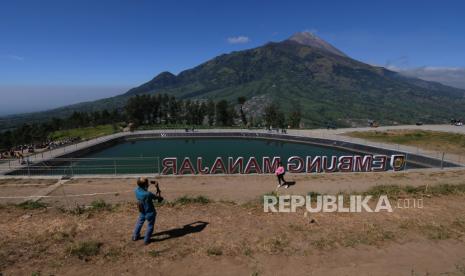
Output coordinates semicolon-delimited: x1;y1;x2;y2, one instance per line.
125;94;236;127
0;94;301;151
0;109;124;151
125;94;301;128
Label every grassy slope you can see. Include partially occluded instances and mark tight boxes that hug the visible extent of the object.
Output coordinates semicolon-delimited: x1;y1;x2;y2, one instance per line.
49;124;117;140
347;130;465;155
48;124;245;141
136;42;465;127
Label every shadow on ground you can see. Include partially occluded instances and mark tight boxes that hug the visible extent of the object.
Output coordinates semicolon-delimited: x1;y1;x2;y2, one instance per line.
151;221;209;242
285;181;296;187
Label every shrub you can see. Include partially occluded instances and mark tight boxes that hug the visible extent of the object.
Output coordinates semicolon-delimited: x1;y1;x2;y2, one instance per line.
16;201;47;210
206;246;223;256
90;199;112;211
171;195;211;206
68;241;102;259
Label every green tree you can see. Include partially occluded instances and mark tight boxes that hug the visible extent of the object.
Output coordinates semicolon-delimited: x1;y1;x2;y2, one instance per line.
125;95;146;125
206;99;215;126
216;100;234;126
288;107;302;128
264;103;278;128
237;96;247;126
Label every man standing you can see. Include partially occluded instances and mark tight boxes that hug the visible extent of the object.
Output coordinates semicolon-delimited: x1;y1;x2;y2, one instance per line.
132;177;163;245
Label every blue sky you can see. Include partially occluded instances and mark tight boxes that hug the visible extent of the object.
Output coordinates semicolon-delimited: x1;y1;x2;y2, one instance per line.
1;0;465;115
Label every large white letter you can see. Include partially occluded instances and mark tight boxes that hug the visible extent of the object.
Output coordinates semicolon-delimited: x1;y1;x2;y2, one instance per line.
264;196;278;212
322;195;337;212
375;195;393;212
291;195;305;212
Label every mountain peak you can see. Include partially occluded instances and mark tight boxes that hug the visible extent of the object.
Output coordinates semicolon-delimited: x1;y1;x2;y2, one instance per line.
124;71;177;96
289;31;318;40
153;71;176;80
287;31;347;57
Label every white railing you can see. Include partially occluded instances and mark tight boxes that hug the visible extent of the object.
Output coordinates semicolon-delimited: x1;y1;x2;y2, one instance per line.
288;130;464;166
3;156;161;177
1;127;463;176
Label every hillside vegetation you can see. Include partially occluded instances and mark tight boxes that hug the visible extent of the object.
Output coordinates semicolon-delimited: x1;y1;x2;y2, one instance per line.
2;32;465;130
49;124;118;141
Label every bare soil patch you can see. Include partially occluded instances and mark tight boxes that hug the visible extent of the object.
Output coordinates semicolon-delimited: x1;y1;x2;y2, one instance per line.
37;169;465;206
346;129;465;156
1;170;465;275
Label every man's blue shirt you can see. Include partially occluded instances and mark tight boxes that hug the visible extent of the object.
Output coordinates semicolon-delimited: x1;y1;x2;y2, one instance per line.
135;187;156;214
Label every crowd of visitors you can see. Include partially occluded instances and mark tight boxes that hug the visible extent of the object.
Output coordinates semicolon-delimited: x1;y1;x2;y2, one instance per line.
451;119;464;126
0;137;81;160
266;126;288;134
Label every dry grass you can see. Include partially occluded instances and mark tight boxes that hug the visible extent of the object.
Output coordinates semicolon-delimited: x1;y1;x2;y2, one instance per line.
2;178;465;275
68;241;102;259
346;129;465;155
206;246;223;256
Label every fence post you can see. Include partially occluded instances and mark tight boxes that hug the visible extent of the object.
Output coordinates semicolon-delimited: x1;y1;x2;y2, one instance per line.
27;159;30;177
405;153;408;171
441;152;445;169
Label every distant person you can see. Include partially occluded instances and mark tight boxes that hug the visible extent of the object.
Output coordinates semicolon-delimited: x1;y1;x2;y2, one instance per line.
132;177;164;245
275;162;288;188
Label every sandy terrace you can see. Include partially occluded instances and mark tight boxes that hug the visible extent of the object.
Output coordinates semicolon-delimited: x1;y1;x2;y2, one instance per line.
1;169;465;275
0;168;460;206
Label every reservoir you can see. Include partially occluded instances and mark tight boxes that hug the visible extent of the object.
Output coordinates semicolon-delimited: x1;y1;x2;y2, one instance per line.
7;135;429;176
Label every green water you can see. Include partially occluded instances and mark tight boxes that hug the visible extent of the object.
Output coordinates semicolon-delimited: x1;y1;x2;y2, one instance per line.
72;137;353;174
17;137;412;175
93;138;350;159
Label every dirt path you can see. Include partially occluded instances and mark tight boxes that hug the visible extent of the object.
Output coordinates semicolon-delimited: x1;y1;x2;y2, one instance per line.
1;194;465;275
30;168;465;206
1;170;465;275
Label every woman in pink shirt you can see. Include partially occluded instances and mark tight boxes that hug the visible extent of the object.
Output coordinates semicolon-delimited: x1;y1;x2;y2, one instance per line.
275;161;288;188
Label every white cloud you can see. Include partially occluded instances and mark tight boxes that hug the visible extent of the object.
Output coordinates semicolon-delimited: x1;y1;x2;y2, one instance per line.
393;66;465;90
385;56;409;69
1;54;25;61
303;28;318;35
381;55;465;89
227;36;250;44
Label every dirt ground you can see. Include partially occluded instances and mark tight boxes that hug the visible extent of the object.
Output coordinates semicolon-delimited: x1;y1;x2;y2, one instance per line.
2;168;465;206
1;170;465;275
